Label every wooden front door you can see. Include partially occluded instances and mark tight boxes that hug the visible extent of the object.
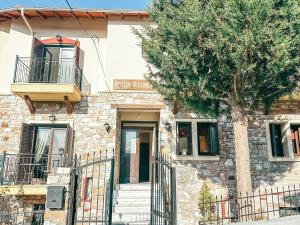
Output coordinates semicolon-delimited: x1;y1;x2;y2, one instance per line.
120;127;153;184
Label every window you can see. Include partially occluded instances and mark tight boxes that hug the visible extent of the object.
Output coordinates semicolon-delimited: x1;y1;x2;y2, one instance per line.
18;123;72;183
176;121;219;157
197;123;219;155
291;124;300;156
177;122;192;156
268;121;300;159
269;123;284;157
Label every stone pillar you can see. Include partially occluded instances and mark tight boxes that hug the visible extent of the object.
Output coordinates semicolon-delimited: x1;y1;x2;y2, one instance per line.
44;167;72;225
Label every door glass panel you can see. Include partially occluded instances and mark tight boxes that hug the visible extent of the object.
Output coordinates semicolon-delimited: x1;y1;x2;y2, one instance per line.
33;127;51;178
120;129;138;183
59;48;75;83
51;128;67;167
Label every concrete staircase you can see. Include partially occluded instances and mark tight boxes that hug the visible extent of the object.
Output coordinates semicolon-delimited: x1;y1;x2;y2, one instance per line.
112;182;151;225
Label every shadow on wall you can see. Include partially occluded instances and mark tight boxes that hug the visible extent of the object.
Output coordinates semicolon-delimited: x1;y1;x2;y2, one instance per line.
33;96;89;115
248;102;300;190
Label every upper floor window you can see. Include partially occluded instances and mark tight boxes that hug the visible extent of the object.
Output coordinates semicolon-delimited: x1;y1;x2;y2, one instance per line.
176;120;219;157
31;38;80;84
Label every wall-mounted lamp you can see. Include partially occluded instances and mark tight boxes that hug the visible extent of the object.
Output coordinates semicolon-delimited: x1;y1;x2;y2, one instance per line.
104;122;111;133
56;34;62;42
49;113;57;123
164;122;171;131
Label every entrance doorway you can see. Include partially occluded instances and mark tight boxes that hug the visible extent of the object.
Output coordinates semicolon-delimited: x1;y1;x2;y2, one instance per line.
120;123;157;184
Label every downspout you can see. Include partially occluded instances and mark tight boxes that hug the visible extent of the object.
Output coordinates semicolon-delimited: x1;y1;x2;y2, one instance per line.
21;8;33;34
20;8;35;57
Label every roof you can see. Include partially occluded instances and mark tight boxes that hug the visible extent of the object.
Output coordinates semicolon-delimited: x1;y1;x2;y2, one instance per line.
0;7;149;23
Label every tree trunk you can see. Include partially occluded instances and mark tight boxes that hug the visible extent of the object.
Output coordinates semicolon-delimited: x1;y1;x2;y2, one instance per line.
231;105;252;195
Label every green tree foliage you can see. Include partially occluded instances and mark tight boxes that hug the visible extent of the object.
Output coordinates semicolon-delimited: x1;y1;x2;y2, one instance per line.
137;0;300;114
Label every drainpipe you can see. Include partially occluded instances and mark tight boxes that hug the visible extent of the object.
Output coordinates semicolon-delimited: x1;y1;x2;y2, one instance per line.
20;8;35;57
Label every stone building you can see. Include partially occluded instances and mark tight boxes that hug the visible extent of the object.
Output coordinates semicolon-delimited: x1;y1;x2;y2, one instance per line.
0;7;299;225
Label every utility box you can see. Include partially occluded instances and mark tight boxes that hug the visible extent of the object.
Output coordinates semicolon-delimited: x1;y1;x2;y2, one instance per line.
46;186;65;209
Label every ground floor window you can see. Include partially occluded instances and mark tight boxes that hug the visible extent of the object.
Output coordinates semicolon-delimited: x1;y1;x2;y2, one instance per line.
268;121;300;159
176;120;219;157
18;123;72;183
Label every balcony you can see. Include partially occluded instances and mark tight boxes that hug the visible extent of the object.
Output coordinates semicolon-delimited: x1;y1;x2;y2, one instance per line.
11;56;90;113
0;152;72;195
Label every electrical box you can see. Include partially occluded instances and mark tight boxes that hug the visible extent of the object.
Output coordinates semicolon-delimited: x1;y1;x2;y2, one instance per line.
46;186;65;209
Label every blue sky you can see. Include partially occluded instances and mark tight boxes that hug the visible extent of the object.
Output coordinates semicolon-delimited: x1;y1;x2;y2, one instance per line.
0;0;151;10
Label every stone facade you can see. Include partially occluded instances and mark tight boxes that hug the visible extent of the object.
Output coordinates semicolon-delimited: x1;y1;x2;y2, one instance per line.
1;93;300;225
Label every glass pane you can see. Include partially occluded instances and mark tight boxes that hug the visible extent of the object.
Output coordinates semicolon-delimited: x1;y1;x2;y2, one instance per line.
125;130;137;154
177;122;192;156
33;127;51;178
52;129;67;155
52;128;67;167
197;123;210;154
58;48;75;83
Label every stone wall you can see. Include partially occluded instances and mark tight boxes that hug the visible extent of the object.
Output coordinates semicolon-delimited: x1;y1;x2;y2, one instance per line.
1;93;300;225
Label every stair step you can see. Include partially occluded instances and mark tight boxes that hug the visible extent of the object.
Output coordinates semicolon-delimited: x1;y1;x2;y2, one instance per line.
116;190;151;198
116;198;151;205
112;212;150;223
114;206;150;213
118;183;151;191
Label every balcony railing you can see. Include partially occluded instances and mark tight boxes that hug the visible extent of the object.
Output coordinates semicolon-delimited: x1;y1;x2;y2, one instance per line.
0;152;73;185
13;56;90;95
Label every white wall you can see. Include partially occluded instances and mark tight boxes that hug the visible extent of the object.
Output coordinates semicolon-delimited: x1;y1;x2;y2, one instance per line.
106;20;149;89
0;17;148;94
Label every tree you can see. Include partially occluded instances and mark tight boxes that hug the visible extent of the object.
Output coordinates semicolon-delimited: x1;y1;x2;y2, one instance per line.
137;0;300;194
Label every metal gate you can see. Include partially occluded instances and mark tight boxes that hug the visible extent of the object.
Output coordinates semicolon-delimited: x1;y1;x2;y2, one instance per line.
151;153;177;225
70;150;115;225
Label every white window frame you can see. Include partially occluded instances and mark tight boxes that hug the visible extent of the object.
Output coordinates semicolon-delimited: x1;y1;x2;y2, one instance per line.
266;118;300;162
173;119;220;161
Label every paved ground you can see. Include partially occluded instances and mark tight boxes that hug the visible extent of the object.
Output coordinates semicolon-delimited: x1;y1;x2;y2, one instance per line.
234;215;300;225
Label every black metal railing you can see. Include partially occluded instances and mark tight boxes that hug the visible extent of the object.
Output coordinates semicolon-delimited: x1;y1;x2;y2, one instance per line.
71;150;115;225
151;153;177;225
13;56;90;95
199;184;300;224
0;152;73;185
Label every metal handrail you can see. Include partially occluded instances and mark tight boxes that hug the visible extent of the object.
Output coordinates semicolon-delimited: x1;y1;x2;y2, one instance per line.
13;56;90;95
0;152;74;185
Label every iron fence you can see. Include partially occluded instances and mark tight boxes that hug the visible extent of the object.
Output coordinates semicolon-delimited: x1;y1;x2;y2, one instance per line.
13;56;90;95
151;153;177;225
199;184;300;224
0;152;73;185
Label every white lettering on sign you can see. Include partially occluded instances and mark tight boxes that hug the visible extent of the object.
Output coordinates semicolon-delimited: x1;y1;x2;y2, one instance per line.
113;79;153;91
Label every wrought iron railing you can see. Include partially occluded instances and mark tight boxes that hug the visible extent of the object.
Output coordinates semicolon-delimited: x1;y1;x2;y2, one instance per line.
13;56;90;95
0;152;73;185
70;150;115;225
151;153;177;225
199;184;300;224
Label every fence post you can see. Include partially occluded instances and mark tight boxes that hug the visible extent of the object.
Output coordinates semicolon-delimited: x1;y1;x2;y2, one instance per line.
0;151;6;185
108;154;115;225
171;166;177;225
13;55;19;83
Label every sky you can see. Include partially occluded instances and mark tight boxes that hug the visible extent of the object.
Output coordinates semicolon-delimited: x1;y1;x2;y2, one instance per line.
0;0;151;10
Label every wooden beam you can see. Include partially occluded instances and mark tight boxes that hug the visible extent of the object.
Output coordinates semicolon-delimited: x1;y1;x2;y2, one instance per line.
4;12;18;20
86;12;94;20
121;13;124;19
69;10;79;20
0;15;11;20
102;12;108;20
24;95;35;114
172;100;178;115
64;96;73;114
52;11;63;20
36;10;47;19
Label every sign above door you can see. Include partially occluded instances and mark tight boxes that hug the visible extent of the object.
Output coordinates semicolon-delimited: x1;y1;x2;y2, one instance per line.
113;79;153;91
